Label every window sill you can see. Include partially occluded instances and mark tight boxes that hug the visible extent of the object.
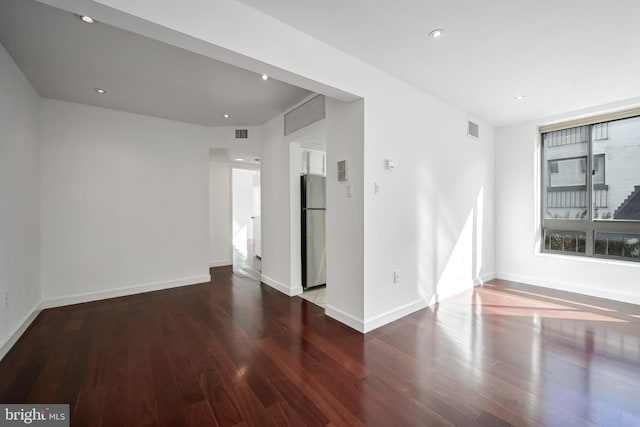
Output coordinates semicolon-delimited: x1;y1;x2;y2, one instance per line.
537;251;640;267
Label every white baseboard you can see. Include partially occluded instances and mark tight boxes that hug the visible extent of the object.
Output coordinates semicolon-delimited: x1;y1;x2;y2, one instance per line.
475;272;497;285
260;274;302;296
0;301;42;362
209;260;232;268
325;304;365;333
363;299;430;333
41;274;211;309
1;274;212;362
496;272;640;306
327;274;498;335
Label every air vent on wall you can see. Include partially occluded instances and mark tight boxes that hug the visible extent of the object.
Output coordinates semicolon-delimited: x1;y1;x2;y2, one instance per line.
467;120;479;139
235;129;248;139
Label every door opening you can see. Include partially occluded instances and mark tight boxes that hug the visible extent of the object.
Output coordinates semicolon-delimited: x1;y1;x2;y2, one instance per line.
232;168;261;280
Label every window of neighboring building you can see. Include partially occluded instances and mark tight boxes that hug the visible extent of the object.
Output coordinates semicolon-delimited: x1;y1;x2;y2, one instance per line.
593;154;605;185
541;113;640;261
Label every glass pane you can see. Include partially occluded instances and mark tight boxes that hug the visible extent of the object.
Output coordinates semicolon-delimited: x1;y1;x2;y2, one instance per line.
549;158;586;187
593;116;640;221
543;126;589;219
594;232;640;260
543;230;586;254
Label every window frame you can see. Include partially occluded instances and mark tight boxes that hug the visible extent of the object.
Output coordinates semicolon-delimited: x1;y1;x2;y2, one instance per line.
539;110;640;262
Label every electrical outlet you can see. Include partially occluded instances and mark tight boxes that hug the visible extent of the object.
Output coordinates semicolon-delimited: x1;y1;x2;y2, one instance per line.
393;270;400;284
3;290;8;309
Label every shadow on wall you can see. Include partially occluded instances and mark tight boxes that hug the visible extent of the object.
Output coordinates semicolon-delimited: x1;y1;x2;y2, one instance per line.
417;186;486;304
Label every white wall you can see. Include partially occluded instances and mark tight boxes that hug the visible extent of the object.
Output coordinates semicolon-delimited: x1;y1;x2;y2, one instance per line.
362;86;495;331
0;44;41;359
60;0;497;332
209;157;232;267
496;118;640;305
325;99;365;329
260;114;296;295
40;99;211;306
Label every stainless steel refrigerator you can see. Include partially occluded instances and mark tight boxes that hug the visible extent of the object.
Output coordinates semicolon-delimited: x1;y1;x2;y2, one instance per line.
301;174;326;288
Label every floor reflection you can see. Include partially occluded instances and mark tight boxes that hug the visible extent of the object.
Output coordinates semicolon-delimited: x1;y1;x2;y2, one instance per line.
370;279;640;426
301;285;326;309
232;241;261;281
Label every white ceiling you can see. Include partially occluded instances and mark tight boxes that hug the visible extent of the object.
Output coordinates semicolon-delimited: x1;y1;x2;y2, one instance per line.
4;0;640;129
0;0;311;127
236;0;640;126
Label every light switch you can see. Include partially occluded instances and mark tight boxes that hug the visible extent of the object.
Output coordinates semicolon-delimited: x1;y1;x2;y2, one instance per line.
385;158;395;171
374;182;380;195
346;183;353;198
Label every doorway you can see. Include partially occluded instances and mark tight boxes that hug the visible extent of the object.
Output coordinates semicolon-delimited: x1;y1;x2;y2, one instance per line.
232;168;261;279
286;123;327;308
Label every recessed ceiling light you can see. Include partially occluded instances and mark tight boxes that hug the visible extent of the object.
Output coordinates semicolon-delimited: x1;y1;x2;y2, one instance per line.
261;74;269;81
514;95;525;101
429;29;444;38
235;158;244;162
223;114;230;119
94;88;106;94
79;15;95;24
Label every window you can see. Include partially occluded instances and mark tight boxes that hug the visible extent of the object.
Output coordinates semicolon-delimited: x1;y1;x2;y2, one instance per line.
541;114;640;261
593;154;605;185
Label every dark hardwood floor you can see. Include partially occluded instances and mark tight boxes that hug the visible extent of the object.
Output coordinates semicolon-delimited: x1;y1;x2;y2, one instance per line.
1;269;640;427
